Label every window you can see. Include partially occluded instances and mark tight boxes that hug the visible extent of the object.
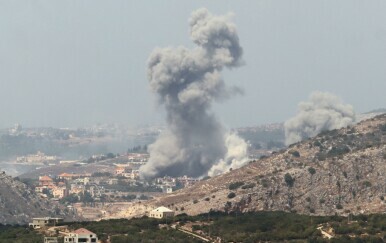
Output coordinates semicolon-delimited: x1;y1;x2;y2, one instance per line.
91;239;97;243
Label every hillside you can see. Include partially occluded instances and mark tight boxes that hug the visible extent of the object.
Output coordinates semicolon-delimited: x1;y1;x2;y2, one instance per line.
0;172;76;225
121;114;386;218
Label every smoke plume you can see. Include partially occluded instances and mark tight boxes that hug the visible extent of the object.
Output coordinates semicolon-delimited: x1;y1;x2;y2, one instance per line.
139;8;247;179
284;91;356;145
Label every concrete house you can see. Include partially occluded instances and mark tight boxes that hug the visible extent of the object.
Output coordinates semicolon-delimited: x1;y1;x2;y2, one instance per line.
64;228;98;243
149;206;174;219
29;217;63;229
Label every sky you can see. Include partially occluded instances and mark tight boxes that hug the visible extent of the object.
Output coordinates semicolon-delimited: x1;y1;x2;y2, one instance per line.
0;0;385;129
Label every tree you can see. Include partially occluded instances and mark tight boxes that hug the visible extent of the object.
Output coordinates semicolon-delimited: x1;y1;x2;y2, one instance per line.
284;173;295;187
308;167;316;185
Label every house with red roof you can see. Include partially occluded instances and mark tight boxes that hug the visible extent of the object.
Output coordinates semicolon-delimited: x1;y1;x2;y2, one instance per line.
39;175;54;187
64;228;98;243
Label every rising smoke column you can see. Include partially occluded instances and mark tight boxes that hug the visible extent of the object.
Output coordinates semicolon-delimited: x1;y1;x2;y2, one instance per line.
139;8;246;179
284;91;356;145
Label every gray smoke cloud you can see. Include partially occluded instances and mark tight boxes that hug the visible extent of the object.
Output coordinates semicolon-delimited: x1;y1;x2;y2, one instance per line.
139;8;246;179
284;91;356;145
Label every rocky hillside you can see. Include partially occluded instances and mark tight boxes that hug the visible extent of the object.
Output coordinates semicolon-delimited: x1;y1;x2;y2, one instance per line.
122;114;386;218
0;172;76;225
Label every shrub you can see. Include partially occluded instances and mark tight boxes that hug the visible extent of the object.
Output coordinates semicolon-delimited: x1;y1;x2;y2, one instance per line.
363;181;372;187
328;145;350;157
193;199;198;204
284;173;295;187
308;167;316;175
227;192;236;199
229;181;245;190
316;152;326;161
261;179;269;188
289;150;300;157
319;199;326;204
380;196;384;201
336;204;343;209
313;140;322;147
241;183;256;190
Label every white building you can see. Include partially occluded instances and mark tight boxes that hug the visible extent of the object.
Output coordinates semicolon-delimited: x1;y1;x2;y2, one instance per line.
64;228;98;243
149;206;174;219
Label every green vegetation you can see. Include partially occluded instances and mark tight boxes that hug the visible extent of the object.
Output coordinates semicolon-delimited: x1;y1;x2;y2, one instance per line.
0;224;43;243
363;181;372;188
328;145;350;157
289;150;301;157
284;173;295;187
68;218;201;243
308;167;316;175
2;212;386;242
127;145;148;153
227;192;236;199
187;211;386;242
241;183;256;189
228;181;245;190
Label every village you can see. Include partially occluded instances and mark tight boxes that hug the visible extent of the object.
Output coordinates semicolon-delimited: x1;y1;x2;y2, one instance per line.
20;151;199;221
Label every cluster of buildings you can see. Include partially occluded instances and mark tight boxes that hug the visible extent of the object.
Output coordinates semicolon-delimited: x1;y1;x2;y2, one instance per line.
155;175;199;193
35;173;91;199
115;165;140;180
29;217;98;243
30;152;200;204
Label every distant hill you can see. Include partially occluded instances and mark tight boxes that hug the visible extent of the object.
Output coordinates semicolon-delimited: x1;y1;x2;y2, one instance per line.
0;172;76;224
121;114;386;218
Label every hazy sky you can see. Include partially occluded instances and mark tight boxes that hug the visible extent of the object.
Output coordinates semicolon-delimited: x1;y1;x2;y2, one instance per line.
0;0;385;129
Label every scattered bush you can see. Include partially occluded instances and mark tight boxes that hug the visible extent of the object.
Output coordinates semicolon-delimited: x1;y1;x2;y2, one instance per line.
328;145;350;157
193;199;199;204
316;152;326;161
261;179;269;188
241;183;256;190
336;204;343;209
363;181;372;187
227;192;236;199
229;181;245;190
313;140;322;147
289;150;300;157
308;167;316;175
284;173;295;187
